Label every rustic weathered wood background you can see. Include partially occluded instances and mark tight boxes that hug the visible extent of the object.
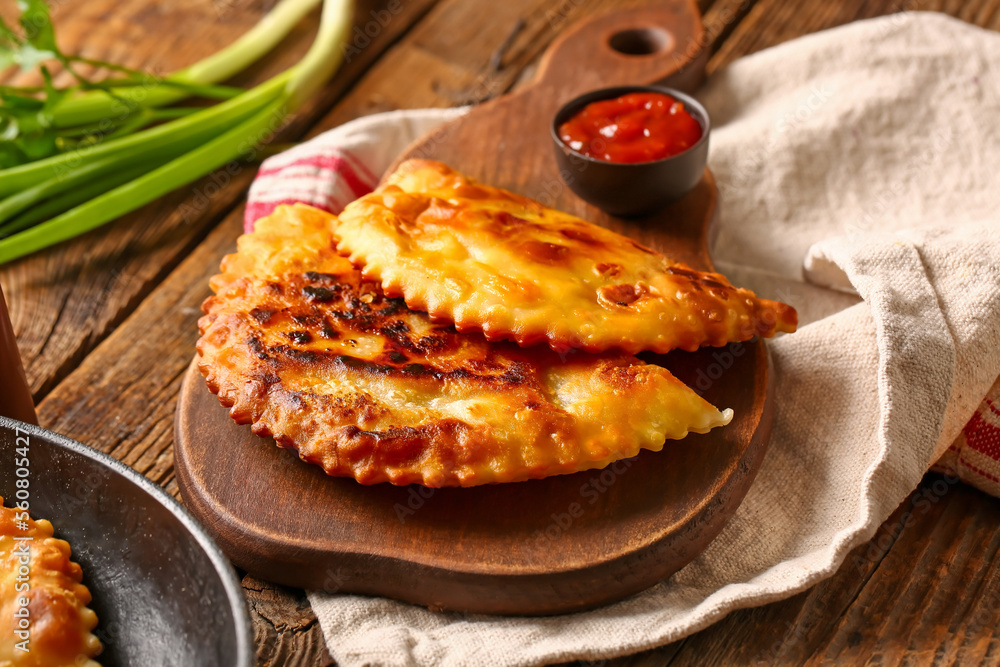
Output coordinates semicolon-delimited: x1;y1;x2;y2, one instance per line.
3;0;999;664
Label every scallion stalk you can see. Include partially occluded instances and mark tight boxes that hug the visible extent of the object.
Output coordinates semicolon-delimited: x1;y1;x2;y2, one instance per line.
50;0;323;129
0;0;352;264
0;161;151;234
0;71;290;198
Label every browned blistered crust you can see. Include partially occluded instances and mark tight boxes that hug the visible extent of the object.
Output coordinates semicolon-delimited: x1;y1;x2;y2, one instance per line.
334;159;798;354
197;204;731;487
0;500;102;667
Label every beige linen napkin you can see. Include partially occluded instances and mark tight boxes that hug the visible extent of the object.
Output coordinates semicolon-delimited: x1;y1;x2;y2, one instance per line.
248;12;1000;666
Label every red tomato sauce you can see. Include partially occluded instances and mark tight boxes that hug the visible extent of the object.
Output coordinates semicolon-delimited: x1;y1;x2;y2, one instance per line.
558;92;703;164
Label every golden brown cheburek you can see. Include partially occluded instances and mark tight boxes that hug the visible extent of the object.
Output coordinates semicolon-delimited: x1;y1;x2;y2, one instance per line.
0;500;102;667
334;160;798;354
197;204;732;487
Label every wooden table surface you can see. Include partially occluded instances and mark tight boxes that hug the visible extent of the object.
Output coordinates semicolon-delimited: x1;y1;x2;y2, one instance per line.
4;0;1000;664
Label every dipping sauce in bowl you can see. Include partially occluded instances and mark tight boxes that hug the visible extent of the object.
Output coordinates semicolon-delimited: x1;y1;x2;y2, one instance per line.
558;91;703;164
550;85;711;216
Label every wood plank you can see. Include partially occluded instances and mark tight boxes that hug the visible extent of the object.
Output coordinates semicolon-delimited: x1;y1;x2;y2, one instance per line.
32;0;1000;662
1;0;440;403
25;0;763;660
244;576;335;667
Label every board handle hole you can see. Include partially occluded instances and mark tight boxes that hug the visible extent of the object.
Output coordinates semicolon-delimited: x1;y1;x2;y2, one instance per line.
608;28;670;56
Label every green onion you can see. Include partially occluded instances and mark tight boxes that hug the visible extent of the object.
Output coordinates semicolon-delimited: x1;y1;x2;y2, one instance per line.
0;161;150;234
0;72;290;198
0;0;351;264
50;0;323;129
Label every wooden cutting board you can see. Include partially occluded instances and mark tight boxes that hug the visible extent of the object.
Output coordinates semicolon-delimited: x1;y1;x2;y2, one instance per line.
175;0;775;616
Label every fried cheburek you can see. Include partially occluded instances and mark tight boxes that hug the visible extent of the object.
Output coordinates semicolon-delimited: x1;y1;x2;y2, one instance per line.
197;204;732;487
0;500;102;667
334;160;798;354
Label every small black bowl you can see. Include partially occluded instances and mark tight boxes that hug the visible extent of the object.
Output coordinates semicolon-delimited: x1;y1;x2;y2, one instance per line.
551;85;710;217
0;417;253;666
